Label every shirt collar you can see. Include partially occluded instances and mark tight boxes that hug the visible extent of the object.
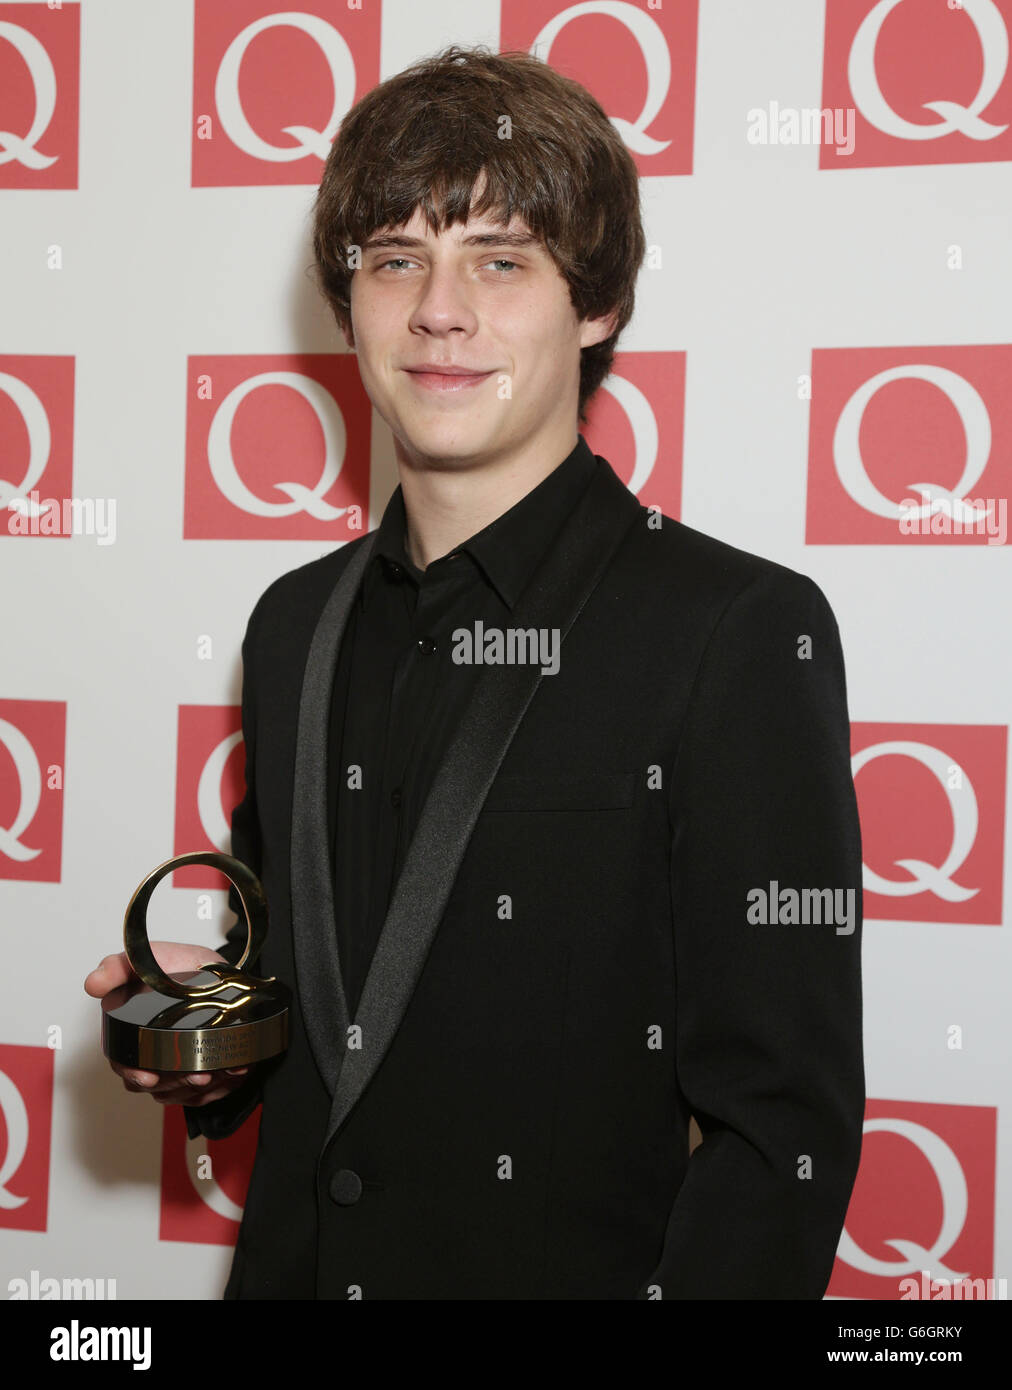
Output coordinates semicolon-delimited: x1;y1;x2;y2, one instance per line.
361;434;598;612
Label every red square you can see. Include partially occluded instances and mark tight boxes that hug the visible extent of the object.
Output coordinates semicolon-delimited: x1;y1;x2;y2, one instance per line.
191;0;381;187
173;704;244;890
1;357;75;540
0;3;79;190
0;1044;55;1232
583;351;685;520
829;1099;997;1300
159;1104;260;1245
806;346;1011;545
821;0;1012;171
851;723;1007;925
0;699;66;882
500;0;698;176
183;354;372;540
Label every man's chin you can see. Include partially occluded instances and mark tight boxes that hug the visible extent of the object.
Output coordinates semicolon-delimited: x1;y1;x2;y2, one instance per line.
393;417;503;469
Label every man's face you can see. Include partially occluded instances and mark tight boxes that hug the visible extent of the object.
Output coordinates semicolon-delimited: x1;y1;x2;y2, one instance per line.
344;204;613;469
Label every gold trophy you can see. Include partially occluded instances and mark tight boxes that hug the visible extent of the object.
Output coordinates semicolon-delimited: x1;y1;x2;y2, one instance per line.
101;851;290;1073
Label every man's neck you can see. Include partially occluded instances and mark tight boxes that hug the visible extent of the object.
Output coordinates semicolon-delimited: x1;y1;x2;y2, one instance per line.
396;431;580;570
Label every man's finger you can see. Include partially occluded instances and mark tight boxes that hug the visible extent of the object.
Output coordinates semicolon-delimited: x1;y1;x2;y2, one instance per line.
115;1068;203;1092
115;1067;160;1088
150;1083;238;1107
83;953;131;997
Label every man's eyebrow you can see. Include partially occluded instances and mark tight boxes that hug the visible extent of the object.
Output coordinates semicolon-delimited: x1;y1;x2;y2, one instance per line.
361;231;542;251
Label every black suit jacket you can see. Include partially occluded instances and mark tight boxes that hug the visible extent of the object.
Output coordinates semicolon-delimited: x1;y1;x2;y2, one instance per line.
186;450;865;1300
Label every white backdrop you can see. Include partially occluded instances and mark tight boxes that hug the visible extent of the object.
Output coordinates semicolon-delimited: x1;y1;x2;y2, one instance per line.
1;0;1010;1301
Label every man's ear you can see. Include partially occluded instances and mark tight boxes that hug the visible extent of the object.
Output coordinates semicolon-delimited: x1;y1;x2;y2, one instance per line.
579;308;618;350
341;317;356;353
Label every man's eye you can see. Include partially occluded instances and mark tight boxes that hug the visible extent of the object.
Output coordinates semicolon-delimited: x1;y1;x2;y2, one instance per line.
375;257;519;273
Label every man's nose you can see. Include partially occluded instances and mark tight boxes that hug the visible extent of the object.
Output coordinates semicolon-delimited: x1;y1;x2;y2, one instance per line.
407;265;479;336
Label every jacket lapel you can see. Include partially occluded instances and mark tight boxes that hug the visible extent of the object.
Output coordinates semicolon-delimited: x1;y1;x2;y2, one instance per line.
289;529;379;1094
319;457;643;1146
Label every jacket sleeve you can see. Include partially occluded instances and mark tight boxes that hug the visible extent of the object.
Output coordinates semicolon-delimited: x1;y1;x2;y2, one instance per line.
184;598;268;1143
635;567;865;1299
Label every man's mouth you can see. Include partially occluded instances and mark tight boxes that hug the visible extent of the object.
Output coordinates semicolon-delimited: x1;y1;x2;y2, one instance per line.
402;365;495;392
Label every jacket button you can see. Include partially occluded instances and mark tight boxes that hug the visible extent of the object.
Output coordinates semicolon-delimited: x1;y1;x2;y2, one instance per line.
329;1168;363;1205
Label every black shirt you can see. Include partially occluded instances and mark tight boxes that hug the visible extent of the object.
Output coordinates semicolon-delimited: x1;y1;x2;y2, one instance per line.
326;433;598;1018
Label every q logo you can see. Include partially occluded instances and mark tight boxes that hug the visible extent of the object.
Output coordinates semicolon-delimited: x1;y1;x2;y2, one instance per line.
0;700;65;883
821;0;1012;169
0;7;80;190
159;1105;260;1245
183;355;372;540
582;351;686;521
829;1099;996;1300
0;1047;54;1232
173;706;246;890
851;722;1006;925
501;0;697;175
190;1;381;187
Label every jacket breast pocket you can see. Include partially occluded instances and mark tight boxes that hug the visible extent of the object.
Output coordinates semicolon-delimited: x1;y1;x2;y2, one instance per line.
481;771;637;813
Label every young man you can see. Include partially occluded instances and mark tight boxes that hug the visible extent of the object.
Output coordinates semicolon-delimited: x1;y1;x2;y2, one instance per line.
87;45;864;1300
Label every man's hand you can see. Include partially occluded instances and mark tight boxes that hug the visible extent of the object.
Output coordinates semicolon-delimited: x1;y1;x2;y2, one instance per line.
84;942;252;1107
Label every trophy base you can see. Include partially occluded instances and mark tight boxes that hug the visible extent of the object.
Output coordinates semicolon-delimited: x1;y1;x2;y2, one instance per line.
102;968;290;1072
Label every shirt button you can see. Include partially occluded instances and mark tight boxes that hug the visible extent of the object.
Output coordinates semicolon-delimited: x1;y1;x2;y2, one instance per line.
388;562;403;579
417;636;437;654
391;787;402;808
329;1169;363;1206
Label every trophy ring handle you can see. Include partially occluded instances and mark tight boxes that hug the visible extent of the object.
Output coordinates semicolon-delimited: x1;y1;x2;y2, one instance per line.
123;851;268;1000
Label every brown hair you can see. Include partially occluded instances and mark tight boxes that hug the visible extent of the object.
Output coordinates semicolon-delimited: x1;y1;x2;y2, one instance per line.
311;44;645;424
